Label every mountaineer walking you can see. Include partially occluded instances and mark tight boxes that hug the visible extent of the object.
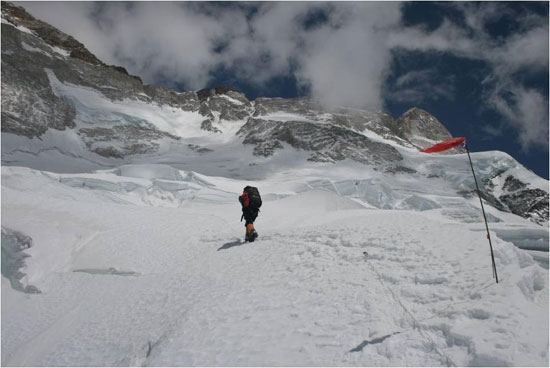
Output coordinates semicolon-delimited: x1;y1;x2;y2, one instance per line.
239;186;262;242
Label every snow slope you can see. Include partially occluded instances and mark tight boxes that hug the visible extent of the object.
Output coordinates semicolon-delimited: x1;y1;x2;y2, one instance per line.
2;163;548;366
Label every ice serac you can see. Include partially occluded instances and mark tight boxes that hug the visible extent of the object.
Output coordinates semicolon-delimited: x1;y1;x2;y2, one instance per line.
1;227;40;294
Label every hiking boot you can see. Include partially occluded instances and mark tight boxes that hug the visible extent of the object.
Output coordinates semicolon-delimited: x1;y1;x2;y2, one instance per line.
246;229;258;242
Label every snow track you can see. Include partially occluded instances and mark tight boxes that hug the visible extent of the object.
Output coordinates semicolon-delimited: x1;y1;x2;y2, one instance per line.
1;165;548;366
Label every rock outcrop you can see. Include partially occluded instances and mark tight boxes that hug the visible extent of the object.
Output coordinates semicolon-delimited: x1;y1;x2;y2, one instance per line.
395;107;462;152
237;117;403;164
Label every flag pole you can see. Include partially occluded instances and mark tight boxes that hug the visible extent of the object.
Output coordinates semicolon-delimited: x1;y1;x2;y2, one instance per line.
465;145;499;283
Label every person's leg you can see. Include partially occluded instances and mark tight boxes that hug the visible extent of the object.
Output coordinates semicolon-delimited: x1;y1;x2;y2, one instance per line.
244;209;253;238
246;210;258;242
244;209;258;241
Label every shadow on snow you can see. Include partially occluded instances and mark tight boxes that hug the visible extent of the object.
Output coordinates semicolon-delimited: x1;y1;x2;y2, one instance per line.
217;239;245;251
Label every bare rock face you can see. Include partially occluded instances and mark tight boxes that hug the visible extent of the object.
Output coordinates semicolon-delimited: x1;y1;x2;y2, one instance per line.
200;120;222;133
253;97;322;117
237;118;403;164
193;86;254;136
142;85;199;111
198;88;253;130
1;23;76;137
197;86;241;101
500;188;549;225
252;98;412;147
328;108;412;147
241;97;409;164
480;172;549;226
497;176;549;225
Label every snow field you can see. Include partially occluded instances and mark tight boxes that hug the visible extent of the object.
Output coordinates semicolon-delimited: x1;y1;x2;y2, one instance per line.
1;165;548;366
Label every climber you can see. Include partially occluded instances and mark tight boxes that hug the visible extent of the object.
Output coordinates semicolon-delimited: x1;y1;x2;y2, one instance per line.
239;186;262;242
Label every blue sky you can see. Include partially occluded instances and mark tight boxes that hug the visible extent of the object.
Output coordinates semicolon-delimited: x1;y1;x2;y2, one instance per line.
21;1;549;179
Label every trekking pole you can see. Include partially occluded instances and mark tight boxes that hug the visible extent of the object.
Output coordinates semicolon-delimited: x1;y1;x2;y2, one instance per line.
465;146;499;284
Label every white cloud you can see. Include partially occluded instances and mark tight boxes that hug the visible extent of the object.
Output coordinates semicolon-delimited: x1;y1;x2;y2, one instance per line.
481;124;504;138
493;26;549;73
218;2;308;84
395;70;433;88
211;2;403;109
295;4;401;109
100;2;230;89
389;69;456;103
489;86;549;151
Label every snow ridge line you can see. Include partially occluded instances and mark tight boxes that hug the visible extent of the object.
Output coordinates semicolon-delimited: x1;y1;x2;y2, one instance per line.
362;252;457;366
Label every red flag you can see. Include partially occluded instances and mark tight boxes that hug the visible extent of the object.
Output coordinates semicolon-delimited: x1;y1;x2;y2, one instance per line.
420;137;466;153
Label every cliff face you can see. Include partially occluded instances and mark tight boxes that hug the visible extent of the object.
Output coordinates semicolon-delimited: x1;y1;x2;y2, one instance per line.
486;174;549;226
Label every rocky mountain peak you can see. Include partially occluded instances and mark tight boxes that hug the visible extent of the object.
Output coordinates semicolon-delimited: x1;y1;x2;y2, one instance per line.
396;107;456;150
1;1;103;66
